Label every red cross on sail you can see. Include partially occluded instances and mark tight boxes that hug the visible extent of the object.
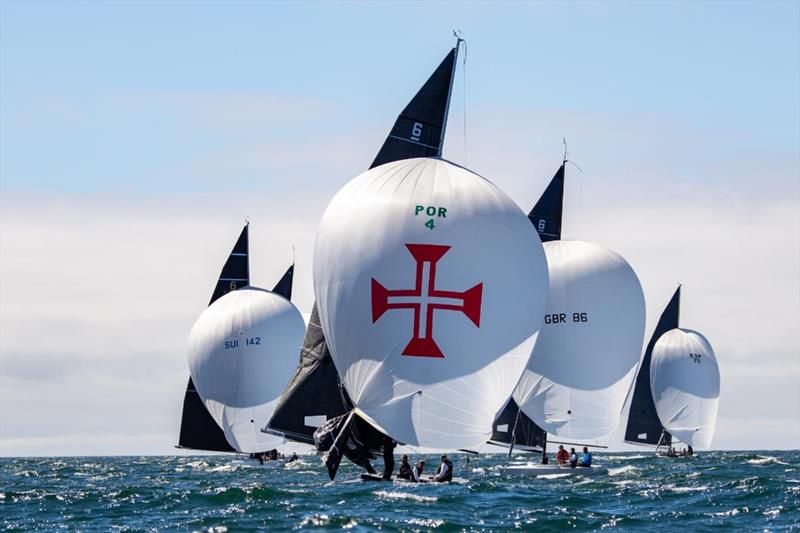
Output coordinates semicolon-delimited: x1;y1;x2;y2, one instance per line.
370;243;483;358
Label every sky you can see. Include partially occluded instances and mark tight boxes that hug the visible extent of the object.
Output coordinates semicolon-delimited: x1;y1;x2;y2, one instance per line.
1;1;798;456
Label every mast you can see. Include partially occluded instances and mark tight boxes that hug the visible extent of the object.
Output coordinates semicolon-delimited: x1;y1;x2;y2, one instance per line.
267;43;462;454
624;285;681;446
490;157;566;457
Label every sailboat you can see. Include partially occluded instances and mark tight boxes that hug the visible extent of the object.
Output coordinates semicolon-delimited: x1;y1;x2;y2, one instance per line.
496;158;647;476
489;164;563;456
314;153;549;478
624;286;720;455
176;223;298;455
266;40;467;477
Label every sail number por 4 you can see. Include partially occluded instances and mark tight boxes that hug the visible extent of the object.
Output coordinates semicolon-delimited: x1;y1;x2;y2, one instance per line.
544;312;589;324
414;205;447;230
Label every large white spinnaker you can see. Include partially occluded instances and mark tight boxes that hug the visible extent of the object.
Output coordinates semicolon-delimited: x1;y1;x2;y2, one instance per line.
187;287;305;453
513;240;646;441
650;328;720;449
314;157;549;450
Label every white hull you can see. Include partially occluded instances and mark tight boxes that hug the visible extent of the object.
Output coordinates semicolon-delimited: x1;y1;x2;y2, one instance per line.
501;463;607;476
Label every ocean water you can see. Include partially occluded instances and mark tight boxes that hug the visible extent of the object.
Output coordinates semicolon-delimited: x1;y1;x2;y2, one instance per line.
1;451;798;531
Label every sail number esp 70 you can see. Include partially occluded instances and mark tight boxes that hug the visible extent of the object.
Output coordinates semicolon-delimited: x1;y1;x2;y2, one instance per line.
414;205;447;230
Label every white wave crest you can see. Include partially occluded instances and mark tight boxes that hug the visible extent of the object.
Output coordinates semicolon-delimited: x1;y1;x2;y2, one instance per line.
747;456;788;466
374;490;437;503
537;473;572;480
608;465;639;476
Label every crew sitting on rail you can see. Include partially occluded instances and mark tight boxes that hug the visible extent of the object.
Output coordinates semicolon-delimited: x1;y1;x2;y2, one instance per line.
397;455;413;480
433;454;453;482
569;448;578;468
578;447;592;467
412;460;425;482
555;445;569;465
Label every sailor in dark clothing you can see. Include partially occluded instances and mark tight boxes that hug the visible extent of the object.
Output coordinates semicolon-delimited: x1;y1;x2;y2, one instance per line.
382;436;396;480
287;451;298;463
397;455;413;480
568;447;578;468
433;454;453;482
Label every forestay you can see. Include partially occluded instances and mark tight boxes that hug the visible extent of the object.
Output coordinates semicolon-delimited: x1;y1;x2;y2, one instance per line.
650;328;720;449
514;240;646;441
187;287;305;453
314;157;549;450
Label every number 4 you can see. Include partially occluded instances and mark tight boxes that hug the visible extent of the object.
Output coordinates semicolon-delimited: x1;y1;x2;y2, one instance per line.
425;219;435;230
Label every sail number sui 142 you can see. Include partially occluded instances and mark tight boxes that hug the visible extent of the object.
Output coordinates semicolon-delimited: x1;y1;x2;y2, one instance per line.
224;337;261;349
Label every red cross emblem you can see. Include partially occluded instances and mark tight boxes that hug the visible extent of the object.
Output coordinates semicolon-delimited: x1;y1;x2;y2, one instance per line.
370;243;483;358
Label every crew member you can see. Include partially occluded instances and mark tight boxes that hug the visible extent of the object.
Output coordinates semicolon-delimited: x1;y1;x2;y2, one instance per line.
555;445;569;465
382;436;396;480
412;460;426;482
578;447;592;467
397;455;413;480
569;448;578;468
433;454;453;482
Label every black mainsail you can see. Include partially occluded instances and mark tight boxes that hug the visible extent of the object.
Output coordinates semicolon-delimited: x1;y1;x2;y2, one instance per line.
177;224;294;452
624;286;681;447
528;163;565;242
266;44;460;473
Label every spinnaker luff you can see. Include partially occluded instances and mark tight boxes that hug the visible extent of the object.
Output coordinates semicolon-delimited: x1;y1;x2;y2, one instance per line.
266;43;461;452
314;157;549;454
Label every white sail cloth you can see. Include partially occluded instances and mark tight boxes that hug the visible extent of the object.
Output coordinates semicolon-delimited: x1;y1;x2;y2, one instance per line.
650;328;720;449
314;157;548;450
186;287;305;453
513;240;646;441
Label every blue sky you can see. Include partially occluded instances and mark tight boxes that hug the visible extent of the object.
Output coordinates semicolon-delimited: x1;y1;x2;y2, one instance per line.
1;1;798;455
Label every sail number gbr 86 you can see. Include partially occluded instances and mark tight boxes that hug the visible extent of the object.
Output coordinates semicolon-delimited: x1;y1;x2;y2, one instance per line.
544;312;589;324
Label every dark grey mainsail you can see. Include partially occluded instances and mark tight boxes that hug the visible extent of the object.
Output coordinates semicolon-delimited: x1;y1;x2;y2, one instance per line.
272;264;294;301
208;224;249;305
267;44;460;468
624;286;681;446
490;400;546;451
177;224;294;452
371;47;457;168
528;164;565;242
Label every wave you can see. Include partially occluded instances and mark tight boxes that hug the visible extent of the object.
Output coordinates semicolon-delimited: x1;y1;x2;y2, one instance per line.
374;490;437;503
608;465;639;476
747;456;788;466
537;473;572;480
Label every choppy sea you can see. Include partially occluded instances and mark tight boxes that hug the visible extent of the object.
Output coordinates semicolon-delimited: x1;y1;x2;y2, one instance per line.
1;451;798;531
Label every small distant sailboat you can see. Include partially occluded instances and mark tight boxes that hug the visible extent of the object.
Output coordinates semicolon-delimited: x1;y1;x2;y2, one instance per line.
624;286;720;454
176;223;298;455
497;156;647;476
266;40;467;475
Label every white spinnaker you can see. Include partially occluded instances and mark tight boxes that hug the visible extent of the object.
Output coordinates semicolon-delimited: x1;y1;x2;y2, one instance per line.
314;157;549;450
650;328;720;449
187;287;305;453
513;240;646;441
